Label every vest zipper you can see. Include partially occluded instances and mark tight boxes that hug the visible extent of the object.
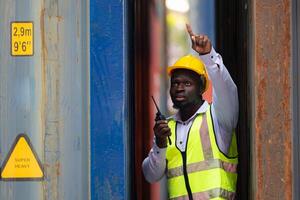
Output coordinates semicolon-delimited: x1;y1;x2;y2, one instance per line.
181;152;193;200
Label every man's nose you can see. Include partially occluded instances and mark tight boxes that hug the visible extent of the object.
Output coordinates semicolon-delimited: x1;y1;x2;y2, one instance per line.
175;83;185;91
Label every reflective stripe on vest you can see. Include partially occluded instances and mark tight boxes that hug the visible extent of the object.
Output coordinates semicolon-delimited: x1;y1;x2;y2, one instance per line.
166;106;238;200
167;159;237;178
169;188;236;200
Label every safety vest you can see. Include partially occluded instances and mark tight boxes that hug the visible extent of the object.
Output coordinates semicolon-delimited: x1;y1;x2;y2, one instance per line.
166;106;238;200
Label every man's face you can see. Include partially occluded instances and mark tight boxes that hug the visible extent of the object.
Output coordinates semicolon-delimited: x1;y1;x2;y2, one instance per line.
170;69;203;109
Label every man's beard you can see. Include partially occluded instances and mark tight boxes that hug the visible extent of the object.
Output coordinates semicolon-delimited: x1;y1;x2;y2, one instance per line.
172;100;189;110
172;104;179;109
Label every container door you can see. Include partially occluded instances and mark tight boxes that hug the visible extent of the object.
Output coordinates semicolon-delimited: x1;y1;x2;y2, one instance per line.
0;0;89;199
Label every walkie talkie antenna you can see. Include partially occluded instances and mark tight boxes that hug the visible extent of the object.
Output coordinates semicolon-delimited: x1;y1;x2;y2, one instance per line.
151;96;161;113
151;96;172;145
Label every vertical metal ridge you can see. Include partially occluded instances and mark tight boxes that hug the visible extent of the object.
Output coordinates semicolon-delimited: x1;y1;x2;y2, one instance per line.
90;0;127;199
42;1;61;199
253;0;292;199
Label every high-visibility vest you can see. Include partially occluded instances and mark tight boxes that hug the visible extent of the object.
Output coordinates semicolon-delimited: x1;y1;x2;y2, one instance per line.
166;106;238;200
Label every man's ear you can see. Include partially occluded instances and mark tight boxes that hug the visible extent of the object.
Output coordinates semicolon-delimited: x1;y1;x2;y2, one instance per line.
199;85;205;96
199;92;204;101
199;91;204;100
198;75;206;96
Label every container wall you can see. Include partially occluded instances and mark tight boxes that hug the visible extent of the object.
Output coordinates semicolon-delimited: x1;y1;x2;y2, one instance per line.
251;0;292;199
90;0;129;199
0;0;89;199
292;0;300;199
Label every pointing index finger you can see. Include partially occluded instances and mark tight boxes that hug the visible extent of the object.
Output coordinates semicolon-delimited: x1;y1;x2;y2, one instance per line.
186;24;194;37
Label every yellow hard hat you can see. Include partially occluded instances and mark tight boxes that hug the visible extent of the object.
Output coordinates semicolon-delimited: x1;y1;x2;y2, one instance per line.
167;55;209;92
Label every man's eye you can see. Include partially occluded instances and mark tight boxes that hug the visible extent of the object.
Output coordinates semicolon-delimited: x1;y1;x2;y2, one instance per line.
172;82;179;87
185;82;191;86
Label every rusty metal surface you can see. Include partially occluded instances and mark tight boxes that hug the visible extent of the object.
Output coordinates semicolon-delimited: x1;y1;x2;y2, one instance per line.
292;0;300;199
253;0;292;199
0;0;89;199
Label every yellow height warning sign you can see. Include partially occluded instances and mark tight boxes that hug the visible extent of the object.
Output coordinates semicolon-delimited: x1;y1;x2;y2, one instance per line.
1;134;43;180
11;22;34;56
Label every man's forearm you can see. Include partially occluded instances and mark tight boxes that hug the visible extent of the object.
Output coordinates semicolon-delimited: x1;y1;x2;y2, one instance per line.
142;140;167;183
200;47;239;132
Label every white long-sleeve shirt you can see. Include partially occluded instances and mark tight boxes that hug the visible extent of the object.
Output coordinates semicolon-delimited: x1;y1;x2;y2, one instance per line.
142;47;239;183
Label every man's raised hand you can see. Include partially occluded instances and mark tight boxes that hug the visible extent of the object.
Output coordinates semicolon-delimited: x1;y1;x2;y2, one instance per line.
186;24;212;55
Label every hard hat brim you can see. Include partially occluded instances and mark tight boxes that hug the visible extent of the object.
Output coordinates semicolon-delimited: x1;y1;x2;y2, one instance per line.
167;65;209;92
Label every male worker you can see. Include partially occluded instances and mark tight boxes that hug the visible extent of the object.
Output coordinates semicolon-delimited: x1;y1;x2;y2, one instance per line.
142;24;239;200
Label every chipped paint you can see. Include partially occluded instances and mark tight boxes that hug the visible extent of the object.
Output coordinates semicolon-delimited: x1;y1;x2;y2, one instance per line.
90;0;128;199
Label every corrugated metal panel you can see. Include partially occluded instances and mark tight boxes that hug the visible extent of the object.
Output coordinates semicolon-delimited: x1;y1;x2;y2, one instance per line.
90;0;129;199
0;0;89;199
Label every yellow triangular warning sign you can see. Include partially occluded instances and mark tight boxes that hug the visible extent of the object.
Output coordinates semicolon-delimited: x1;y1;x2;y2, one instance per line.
1;134;44;180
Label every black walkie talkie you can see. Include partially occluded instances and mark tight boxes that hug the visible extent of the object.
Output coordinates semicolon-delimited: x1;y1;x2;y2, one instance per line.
151;96;172;145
